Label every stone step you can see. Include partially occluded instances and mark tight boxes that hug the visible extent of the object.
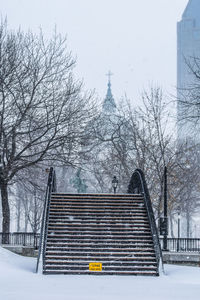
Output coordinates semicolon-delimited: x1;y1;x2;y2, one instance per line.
50;200;144;205
46;233;152;239
47;225;150;230
46;246;154;252
45;259;157;265
48;216;148;221
49;209;146;214
50;202;144;207
43;270;158;276
51;198;144;207
50;198;144;202
48;228;151;233
46;247;154;252
45;256;156;263
51;193;143;198
49;212;147;217
50;206;145;211
46;239;153;245
45;250;155;256
47;235;152;244
49;222;149;229
46;241;154;247
48;223;149;228
44;265;157;271
45;255;156;261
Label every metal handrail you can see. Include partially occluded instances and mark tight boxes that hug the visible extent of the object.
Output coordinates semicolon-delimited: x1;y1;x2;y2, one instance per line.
128;169;164;274
160;238;200;253
36;167;56;273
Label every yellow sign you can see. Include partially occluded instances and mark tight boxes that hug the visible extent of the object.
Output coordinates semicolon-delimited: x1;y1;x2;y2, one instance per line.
89;262;102;271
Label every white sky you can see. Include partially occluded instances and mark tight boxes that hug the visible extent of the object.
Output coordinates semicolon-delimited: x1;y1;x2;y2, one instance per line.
0;0;189;106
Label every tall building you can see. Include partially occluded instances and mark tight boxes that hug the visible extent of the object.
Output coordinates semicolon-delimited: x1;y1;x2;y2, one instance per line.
177;0;200;141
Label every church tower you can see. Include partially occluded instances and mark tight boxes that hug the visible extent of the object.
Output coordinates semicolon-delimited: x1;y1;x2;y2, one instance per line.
102;71;117;114
177;0;200;141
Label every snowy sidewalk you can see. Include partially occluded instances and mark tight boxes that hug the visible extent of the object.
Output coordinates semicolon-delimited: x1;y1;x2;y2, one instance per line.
0;246;200;300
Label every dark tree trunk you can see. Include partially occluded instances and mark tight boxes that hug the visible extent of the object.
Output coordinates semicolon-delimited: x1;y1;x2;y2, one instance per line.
0;181;10;244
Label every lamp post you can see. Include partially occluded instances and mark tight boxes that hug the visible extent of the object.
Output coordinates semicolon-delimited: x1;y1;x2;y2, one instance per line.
163;166;168;251
112;176;118;194
177;208;181;252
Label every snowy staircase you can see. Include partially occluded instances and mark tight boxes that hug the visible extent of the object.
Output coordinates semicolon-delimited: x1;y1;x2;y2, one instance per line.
43;193;159;276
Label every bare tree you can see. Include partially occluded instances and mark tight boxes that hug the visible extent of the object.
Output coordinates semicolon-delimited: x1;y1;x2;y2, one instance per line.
12;165;47;233
0;20;94;241
86;88;186;216
81;84;200;239
170;142;200;237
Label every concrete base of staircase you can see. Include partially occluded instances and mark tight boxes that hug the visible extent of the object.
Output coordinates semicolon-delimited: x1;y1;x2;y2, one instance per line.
163;252;200;267
2;245;38;257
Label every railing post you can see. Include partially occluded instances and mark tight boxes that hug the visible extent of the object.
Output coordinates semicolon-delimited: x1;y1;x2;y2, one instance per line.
163;166;168;251
23;233;26;246
177;211;181;252
34;233;36;249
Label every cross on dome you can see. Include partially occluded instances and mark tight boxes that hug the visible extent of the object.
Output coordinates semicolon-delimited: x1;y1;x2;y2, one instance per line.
106;71;113;83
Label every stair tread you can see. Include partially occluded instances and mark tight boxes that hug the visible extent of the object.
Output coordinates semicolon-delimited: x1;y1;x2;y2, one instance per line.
49;207;145;210
50;203;144;205
49;211;147;214
51;193;143;197
46;242;153;246
43;270;158;276
45;256;156;261
45;260;157;264
46;246;154;250
47;228;150;231
47;235;152;240
44;266;157;270
47;237;153;241
46;241;153;245
48;218;149;221
48;229;151;232
49;225;149;227
46;251;155;256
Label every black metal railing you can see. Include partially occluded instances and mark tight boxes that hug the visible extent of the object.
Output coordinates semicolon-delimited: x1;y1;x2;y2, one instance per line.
160;238;200;253
1;232;199;254
36;167;57;273
128;169;164;274
0;232;40;248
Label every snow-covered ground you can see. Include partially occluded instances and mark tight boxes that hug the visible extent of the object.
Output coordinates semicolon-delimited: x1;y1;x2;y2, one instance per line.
0;246;200;300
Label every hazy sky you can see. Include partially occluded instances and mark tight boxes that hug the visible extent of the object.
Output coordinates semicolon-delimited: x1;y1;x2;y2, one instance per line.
0;0;189;106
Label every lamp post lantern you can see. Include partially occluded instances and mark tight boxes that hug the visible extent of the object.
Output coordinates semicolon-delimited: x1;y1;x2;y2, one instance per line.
112;176;118;194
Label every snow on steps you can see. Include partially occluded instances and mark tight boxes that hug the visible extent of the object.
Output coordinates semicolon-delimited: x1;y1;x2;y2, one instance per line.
43;193;159;276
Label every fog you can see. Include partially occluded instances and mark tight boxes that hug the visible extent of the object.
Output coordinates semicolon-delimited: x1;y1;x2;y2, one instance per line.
1;0;188;105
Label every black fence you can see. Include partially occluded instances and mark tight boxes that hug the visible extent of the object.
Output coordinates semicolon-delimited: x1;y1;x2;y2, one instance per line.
160;238;200;253
0;233;200;253
0;232;40;249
